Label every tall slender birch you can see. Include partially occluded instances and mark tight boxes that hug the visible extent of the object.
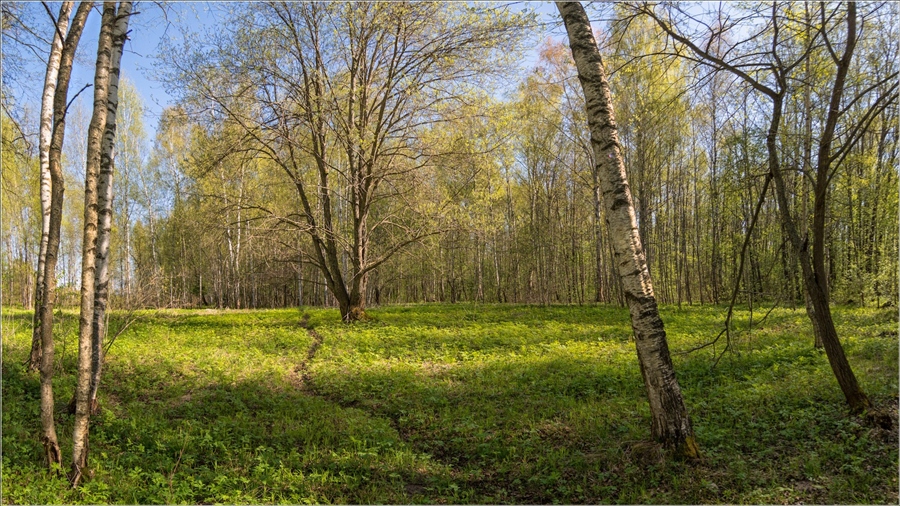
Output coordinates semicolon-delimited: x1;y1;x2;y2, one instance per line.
89;0;132;415
71;1;116;486
555;1;699;457
38;0;92;469
29;1;74;372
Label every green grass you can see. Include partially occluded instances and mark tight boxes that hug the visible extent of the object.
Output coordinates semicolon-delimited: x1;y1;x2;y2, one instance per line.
2;303;897;504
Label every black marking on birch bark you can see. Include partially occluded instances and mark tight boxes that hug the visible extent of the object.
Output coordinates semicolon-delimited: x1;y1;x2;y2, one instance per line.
586;95;612;111
610;195;630;211
568;39;600;56
586;100;612;119
621;267;643;278
599;140;619;152
588;119;615;132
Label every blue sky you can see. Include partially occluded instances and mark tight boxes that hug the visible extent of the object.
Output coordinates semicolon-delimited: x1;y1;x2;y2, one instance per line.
10;3;257;140
12;1;568;142
65;2;214;139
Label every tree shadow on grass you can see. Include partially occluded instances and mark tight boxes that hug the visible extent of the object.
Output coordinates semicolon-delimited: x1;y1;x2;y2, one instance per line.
86;357;461;504
304;318;899;504
4;304;896;504
308;352;674;503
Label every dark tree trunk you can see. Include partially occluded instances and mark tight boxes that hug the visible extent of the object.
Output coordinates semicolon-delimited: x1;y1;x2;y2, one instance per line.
768;3;870;413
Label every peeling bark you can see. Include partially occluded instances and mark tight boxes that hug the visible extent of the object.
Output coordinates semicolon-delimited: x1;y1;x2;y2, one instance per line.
39;0;92;470
71;1;117;486
30;1;74;371
556;1;698;457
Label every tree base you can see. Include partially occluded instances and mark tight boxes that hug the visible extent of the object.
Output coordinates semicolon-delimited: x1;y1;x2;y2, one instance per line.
630;435;701;464
848;394;872;415
69;446;90;488
674;435;701;460
42;437;62;471
343;306;370;323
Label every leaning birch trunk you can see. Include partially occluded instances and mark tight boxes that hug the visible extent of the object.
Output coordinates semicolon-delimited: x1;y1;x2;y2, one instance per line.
29;1;75;372
89;0;132;414
556;1;699;457
39;0;92;470
71;1;116;487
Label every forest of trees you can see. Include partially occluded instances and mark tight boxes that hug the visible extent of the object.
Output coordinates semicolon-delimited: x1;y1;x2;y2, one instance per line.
4;2;897;315
1;0;898;487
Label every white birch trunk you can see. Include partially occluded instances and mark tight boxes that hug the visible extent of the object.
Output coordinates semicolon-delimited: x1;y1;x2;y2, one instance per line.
38;0;90;470
71;1;117;486
30;1;74;371
90;0;132;413
556;1;699;457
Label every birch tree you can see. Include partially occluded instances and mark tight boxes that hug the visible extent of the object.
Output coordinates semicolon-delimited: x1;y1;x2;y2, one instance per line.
71;0;132;485
29;0;74;372
36;0;92;470
89;0;132;415
555;1;699;457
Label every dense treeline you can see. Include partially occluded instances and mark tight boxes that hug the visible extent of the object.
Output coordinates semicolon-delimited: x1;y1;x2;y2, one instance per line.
3;2;897;313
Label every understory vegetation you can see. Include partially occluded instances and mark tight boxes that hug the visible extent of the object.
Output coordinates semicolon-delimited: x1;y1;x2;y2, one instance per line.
2;303;897;504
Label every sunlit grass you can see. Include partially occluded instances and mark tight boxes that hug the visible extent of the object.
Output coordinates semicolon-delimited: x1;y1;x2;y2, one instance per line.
2;303;897;504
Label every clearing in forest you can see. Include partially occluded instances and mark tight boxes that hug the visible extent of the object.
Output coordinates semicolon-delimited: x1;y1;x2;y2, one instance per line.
1;304;897;504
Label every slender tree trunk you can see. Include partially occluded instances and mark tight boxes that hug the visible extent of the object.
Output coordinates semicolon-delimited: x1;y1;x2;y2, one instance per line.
592;170;606;303
71;1;117;486
30;1;74;372
123;202;131;305
771;153;870;412
769;2;870;413
39;0;92;470
801;2;821;347
89;0;132;415
557;1;699;457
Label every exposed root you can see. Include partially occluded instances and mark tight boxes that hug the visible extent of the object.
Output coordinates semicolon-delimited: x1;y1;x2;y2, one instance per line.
343;307;370;323
865;408;894;430
42;437;62;473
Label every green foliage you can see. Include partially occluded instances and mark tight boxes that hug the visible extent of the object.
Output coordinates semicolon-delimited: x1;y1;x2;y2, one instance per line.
1;111;40;308
2;304;897;503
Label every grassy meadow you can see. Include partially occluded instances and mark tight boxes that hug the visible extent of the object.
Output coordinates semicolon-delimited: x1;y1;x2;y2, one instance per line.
1;303;897;504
